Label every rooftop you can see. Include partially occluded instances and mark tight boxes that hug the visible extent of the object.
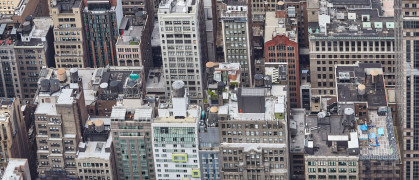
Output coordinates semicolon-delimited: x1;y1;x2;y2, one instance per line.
155;104;200;124
145;68;165;93
53;0;82;13
217;85;287;121
36;67;86;102
335;63;388;107
357;108;398;160
220;1;248;18
158;0;196;14
110;103;153;122
264;11;297;43
2;158;29;179
151;21;160;47
305;114;358;156
16;17;53;47
290;108;306;153
35;103;58;116
92;66;144;100
77;135;112;160
116;26;143;46
308;0;395;38
57;89;75;104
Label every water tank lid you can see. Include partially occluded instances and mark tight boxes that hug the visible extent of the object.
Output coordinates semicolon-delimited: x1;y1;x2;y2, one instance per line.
100;83;108;89
210;106;218;113
317;112;326;118
94;119;104;126
57;68;66;75
206;62;215;68
255;74;264;80
218;81;225;87
24;16;32;21
130;74;139;80
358;84;365;90
70;68;78;73
172;80;185;89
370;70;379;76
344;108;354;115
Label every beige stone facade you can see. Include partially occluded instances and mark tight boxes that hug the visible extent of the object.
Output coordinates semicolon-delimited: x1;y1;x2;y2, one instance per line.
309;38;395;98
35;68;88;178
0;98;29;169
305;156;359;180
52;0;88;68
0;0;22;15
250;0;279;22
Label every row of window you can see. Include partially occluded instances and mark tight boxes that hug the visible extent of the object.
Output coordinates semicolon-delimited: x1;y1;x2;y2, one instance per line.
313;40;394;52
308;161;357;166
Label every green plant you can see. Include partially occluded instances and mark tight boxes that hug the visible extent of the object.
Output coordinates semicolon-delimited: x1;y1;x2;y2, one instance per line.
230;82;238;88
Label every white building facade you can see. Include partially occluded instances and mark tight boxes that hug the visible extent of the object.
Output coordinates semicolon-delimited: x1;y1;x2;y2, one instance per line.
158;0;205;104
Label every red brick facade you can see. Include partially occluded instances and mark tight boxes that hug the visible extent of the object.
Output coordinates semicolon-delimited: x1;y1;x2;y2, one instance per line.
265;35;300;108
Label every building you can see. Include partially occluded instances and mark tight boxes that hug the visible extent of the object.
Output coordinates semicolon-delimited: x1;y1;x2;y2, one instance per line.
52;0;89;68
284;0;308;49
76;138;116;180
152;81;201;180
1;158;31;180
34;67;88;178
300;68;311;110
158;0;208;104
15;17;54;102
145;68;166;99
76;117;116;180
215;85;288;180
116;14;153;75
0;22;21;99
203;0;217;61
289;108;305;180
220;0;254;87
85;66;145;116
334;63;401;179
110;100;156;180
395;0;419;179
307;0;396;111
83;0;123;67
198;109;220;180
0;98;29;170
0;0;23;15
198;126;220;180
151;21;162;67
304;63;401;180
121;0;150;16
264;11;300;108
304;113;359;180
250;0;277;22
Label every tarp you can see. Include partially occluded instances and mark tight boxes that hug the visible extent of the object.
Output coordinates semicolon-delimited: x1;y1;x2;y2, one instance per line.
378;128;384;136
360;125;368;131
369;132;376;139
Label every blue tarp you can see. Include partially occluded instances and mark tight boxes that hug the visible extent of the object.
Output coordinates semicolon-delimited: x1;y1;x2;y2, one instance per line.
360;125;368;131
378;128;384;136
369;132;376;139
